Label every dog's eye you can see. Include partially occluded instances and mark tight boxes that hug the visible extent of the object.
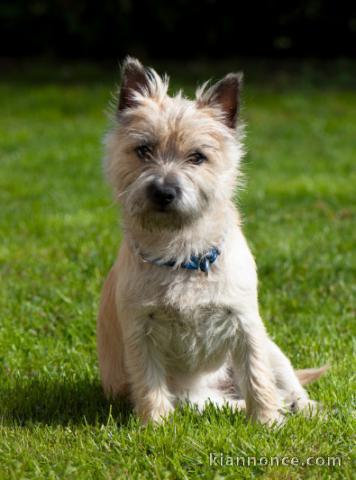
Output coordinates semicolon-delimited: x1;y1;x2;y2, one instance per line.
135;145;152;160
188;151;207;165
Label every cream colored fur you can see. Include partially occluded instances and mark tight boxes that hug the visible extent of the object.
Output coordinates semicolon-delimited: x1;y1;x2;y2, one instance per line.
97;57;326;426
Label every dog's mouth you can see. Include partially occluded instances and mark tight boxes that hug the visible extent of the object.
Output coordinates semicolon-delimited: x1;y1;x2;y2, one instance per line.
147;204;182;222
128;192;201;230
134;204;193;231
152;203;176;214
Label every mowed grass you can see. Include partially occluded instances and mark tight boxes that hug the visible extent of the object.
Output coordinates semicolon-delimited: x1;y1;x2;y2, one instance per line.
0;61;355;479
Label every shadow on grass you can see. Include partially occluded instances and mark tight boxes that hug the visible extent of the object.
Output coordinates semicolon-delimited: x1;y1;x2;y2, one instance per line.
0;378;132;427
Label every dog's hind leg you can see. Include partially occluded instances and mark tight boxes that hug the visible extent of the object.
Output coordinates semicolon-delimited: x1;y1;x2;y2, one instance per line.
97;265;129;399
266;339;325;415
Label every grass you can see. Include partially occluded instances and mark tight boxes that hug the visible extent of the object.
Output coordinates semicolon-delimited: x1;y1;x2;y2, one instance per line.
0;59;355;479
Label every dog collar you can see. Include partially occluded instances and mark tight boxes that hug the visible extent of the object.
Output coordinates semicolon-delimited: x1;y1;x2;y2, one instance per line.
136;245;222;273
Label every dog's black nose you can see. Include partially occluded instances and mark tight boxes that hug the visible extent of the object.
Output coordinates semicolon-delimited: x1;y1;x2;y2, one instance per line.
147;181;179;208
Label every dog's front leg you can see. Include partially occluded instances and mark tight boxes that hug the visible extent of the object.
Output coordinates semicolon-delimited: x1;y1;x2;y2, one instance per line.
124;320;174;424
231;310;283;426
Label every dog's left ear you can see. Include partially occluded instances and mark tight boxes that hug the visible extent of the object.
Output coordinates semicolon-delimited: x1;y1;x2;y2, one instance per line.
197;73;243;129
118;56;151;112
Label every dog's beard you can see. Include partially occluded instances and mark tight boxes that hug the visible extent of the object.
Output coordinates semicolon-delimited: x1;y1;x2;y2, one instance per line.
126;203;205;232
125;197;210;232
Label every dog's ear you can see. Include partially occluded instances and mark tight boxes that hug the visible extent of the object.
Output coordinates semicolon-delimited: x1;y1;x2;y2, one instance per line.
118;57;151;112
197;73;243;129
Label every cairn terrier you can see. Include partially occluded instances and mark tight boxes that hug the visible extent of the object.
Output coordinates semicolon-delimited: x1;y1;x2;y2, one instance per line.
97;57;326;425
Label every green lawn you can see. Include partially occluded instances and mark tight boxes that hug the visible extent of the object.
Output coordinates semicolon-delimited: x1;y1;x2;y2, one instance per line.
0;60;355;479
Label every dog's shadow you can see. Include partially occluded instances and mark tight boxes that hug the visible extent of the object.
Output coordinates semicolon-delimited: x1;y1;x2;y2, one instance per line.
0;378;132;427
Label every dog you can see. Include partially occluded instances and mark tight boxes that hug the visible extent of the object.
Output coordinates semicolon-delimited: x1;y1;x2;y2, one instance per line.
97;57;326;425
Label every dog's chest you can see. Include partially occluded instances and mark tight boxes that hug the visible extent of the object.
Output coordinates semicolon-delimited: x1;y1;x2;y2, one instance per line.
123;243;252;373
143;300;239;374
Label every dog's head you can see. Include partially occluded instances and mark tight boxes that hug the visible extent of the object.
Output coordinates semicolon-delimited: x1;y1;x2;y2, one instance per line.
105;57;244;231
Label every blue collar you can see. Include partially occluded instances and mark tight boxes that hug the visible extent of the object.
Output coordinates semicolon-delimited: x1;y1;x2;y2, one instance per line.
138;245;221;273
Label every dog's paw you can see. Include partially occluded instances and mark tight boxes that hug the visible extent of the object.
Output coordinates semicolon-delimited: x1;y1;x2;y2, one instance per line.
138;400;175;425
151;404;175;424
228;399;246;412
283;391;322;417
292;398;322;417
187;394;246;413
251;408;285;427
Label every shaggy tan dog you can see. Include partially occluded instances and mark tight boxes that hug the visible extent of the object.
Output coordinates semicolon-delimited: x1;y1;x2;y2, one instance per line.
97;57;326;425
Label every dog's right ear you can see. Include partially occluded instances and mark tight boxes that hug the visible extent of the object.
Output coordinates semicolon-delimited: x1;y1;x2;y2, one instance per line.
118;57;151;112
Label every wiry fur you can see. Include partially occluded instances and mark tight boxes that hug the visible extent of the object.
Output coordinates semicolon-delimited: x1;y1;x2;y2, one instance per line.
98;57;326;426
